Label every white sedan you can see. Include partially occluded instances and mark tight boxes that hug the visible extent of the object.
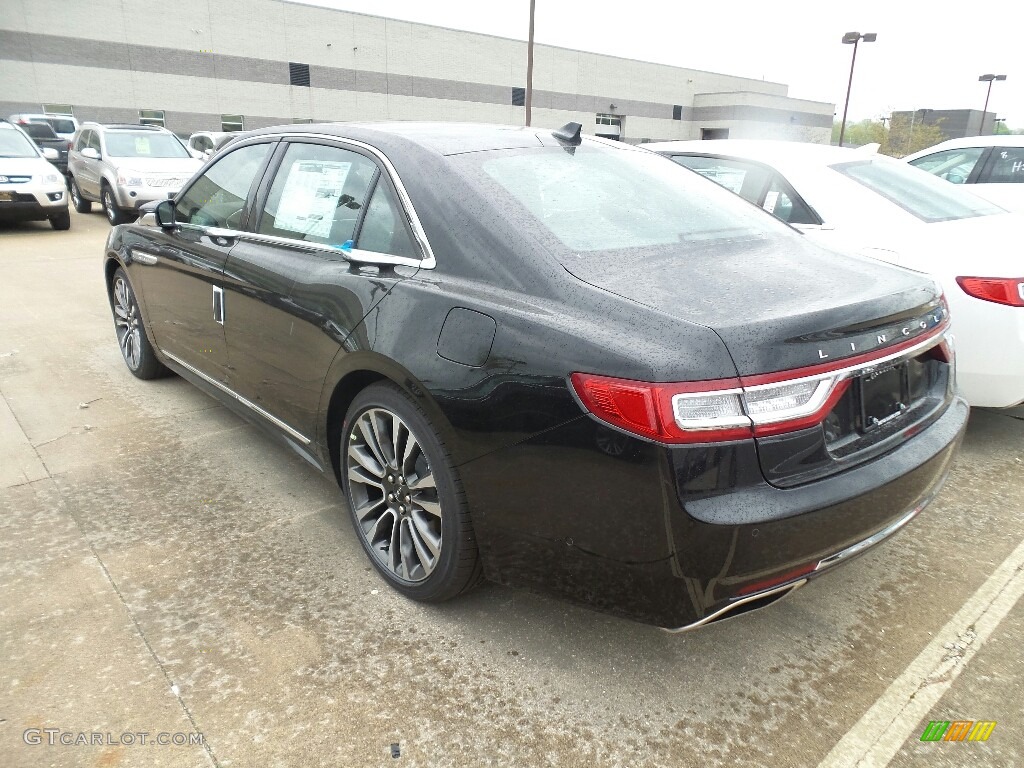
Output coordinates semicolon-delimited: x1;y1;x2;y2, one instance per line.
645;140;1024;409
903;135;1024;213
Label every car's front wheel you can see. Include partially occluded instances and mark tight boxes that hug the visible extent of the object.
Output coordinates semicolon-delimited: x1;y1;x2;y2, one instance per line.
102;184;131;226
49;210;71;230
342;382;482;602
70;178;91;213
110;267;168;379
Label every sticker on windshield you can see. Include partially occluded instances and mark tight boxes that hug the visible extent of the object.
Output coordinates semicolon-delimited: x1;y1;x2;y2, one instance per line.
274;161;352;239
134;137;152;155
763;189;779;214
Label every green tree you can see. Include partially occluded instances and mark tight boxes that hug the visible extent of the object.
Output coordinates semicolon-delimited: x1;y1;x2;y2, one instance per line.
831;116;947;157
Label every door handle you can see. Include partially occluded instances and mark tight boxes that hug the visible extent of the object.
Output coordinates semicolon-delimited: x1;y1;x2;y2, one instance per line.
212;285;225;325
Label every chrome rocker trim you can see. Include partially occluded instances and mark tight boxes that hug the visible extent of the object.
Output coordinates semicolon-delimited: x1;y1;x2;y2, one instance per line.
160;349;312;446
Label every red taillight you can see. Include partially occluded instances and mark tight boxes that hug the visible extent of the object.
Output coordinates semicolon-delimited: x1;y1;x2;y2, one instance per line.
569;373;752;444
571;323;950;445
956;276;1024;307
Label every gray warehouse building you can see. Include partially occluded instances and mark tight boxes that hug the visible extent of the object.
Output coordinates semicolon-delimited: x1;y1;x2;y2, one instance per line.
1;0;834;144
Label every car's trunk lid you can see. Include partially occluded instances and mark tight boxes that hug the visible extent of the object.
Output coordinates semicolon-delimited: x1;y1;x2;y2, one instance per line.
561;233;943;376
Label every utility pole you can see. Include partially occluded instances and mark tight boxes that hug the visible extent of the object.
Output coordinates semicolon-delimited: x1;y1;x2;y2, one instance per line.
525;0;536;126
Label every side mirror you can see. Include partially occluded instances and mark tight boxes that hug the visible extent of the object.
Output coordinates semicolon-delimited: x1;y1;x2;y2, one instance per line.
41;147;59;161
81;147;100;160
154;199;177;230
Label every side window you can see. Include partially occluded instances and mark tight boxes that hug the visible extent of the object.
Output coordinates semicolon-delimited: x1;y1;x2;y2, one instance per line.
908;147;984;184
356;180;419;258
670;155;770;203
74;131;89;152
87;131;102;153
175;142;272;228
258;143;377;246
763;177;819;225
979;147;1024;184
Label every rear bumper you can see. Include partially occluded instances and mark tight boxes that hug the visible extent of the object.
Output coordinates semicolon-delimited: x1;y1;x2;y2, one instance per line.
460;395;968;629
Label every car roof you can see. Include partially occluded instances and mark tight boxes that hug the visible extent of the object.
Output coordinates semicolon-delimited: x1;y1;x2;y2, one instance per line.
643;139;876;169
248;121;556;156
903;134;1024;161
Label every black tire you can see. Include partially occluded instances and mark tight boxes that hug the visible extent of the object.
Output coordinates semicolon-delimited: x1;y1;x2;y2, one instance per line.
70;178;91;213
342;382;482;602
49;209;71;230
109;267;169;380
102;183;131;226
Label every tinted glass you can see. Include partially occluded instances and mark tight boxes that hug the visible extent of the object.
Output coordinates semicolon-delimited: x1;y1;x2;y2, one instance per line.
831;157;1004;223
73;131;88;152
356;181;418;258
908;147;984;184
981;147;1024;184
87;131;101;152
105;131;189;158
21;122;58;139
175;143;271;228
47;118;76;134
258;143;377;246
764;178;819;225
470;145;787;252
0;128;39;157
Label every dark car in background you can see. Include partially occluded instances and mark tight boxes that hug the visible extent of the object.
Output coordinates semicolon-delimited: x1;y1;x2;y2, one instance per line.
101;122;967;631
10;119;68;176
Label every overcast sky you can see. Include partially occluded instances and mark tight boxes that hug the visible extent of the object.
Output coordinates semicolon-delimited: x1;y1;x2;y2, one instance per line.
293;0;1023;128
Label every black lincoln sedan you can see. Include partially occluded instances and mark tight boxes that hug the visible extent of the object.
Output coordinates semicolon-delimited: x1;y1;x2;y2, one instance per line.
103;122;967;631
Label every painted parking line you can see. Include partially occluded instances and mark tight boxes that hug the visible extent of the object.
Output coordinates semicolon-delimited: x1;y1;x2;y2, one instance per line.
818;536;1024;768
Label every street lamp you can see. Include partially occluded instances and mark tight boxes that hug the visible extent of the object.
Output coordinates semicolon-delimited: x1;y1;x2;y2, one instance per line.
838;31;877;147
978;74;1006;135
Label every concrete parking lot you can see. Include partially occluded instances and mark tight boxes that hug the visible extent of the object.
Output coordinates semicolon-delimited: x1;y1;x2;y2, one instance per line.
1;208;1022;768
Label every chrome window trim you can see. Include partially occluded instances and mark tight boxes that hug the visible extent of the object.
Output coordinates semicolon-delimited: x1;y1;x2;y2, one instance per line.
271;132;437;269
160;350;312;446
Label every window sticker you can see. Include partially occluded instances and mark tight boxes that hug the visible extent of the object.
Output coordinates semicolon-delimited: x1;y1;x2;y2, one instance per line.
134;137;152;155
274;160;352;239
763;189;779;214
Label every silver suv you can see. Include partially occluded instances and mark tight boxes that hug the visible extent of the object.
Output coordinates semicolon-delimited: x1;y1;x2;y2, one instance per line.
67;123;202;225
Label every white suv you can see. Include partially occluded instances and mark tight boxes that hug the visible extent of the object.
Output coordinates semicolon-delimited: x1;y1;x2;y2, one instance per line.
0;120;70;230
67;123;202;225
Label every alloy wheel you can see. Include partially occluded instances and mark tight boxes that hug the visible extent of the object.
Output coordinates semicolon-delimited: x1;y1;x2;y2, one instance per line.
112;276;142;370
347;407;443;583
103;189;117;224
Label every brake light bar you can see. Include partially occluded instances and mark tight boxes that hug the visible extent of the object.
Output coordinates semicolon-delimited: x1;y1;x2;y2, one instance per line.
956;276;1024;307
571;322;950;445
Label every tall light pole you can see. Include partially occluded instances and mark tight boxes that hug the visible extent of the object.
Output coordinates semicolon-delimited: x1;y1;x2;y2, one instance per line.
978;74;1006;135
525;0;536;126
838;31;877;147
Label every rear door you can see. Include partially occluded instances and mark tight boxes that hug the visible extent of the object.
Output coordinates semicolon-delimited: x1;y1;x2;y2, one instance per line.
130;140;276;384
221;137;421;440
973;145;1024;211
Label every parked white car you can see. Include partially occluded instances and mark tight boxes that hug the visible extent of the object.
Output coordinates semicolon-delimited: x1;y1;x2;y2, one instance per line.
903;135;1024;213
646;140;1024;408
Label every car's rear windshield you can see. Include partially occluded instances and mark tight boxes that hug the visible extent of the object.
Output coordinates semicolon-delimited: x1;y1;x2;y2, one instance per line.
46;118;77;134
830;157;1004;223
104;131;190;158
459;143;789;253
0;128;39;158
20;122;58;140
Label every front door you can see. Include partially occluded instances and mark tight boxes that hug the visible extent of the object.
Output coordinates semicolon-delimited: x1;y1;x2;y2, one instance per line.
132;140;275;383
